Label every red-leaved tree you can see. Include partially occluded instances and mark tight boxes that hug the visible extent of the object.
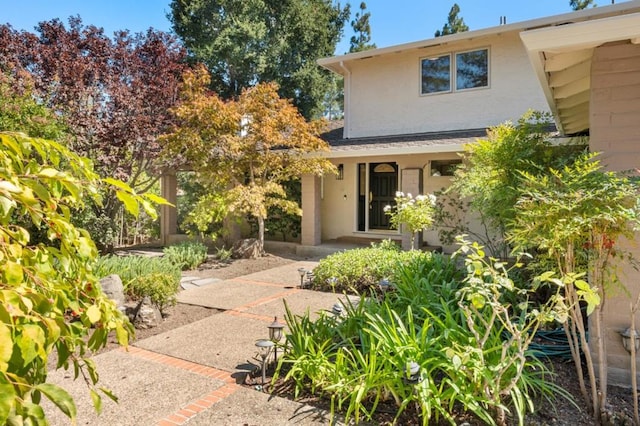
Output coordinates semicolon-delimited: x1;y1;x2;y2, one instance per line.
0;17;188;248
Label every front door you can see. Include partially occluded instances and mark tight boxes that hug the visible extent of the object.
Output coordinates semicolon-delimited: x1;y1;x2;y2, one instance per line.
369;163;398;230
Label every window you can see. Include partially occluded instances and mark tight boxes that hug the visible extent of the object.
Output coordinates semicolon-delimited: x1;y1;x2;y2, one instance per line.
430;159;462;176
421;55;451;94
456;49;488;90
421;48;489;95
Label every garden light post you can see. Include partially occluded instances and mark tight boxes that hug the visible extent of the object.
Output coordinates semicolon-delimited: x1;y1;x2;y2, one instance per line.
331;302;343;320
268;316;285;364
403;360;423;416
255;339;275;386
297;267;306;288
403;360;422;386
379;278;391;297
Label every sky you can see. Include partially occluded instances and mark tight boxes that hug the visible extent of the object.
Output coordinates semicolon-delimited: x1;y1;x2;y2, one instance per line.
0;1;629;55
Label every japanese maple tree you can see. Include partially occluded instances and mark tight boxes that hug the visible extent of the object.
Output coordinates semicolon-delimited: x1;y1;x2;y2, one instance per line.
162;66;335;252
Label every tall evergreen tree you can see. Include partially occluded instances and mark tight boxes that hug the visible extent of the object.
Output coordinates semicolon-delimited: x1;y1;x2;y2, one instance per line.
435;3;469;37
349;2;376;53
570;0;597;10
169;0;350;119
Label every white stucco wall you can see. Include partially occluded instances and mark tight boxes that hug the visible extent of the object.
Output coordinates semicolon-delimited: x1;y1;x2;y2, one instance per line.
344;32;549;138
321;153;487;253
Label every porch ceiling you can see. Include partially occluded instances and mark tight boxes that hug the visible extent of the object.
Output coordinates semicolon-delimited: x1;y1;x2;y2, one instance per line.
520;10;640;136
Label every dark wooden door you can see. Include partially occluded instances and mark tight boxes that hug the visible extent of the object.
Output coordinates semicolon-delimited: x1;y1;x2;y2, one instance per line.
369;163;397;229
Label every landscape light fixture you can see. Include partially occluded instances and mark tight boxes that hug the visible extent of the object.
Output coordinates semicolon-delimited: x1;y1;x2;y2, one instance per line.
297;267;306;288
403;360;422;386
255;339;275;386
619;327;640;354
336;164;344;180
268;316;285;364
379;278;391;294
331;302;343;319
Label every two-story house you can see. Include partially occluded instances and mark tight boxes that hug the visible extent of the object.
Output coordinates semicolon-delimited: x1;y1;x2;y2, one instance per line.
298;2;640;386
158;2;640;386
303;5;555;250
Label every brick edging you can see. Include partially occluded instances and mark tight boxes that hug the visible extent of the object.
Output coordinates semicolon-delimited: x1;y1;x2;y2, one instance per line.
120;347;239;425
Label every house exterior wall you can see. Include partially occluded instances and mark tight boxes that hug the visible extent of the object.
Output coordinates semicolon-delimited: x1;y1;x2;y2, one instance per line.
320;153;478;253
589;41;640;387
345;32;549;138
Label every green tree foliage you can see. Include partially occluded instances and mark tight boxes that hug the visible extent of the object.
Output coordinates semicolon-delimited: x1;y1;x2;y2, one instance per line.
349;2;376;53
570;0;596;10
0;132;166;424
509;152;640;422
450;111;586;257
161;66;336;252
434;3;469;37
0;74;66;141
169;0;350;119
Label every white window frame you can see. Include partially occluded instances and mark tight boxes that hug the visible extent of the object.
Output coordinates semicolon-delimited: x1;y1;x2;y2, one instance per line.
454;47;490;92
420;47;490;96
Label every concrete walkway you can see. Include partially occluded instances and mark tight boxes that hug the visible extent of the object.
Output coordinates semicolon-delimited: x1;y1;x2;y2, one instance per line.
43;260;358;425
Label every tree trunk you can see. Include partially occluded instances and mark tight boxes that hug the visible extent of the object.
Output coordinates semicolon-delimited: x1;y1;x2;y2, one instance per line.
257;216;265;255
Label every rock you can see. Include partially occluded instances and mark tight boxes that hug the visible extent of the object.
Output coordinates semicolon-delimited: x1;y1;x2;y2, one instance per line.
133;297;162;329
231;238;262;259
100;274;125;308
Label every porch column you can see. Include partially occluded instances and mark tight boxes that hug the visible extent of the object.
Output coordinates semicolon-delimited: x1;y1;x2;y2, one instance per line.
301;174;321;246
400;168;423;250
160;171;177;246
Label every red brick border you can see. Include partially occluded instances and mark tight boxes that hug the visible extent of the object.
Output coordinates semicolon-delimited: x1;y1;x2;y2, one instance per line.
119;278;303;424
120;347;240;425
229;277;290;287
231;288;299;313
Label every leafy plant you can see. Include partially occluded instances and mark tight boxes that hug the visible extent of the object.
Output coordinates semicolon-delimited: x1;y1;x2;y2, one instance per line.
384;192;437;249
0;132;163;424
161;66;335;254
0;19;187;245
178;178;229;240
214;246;232;262
163;240;208;270
94;255;182;313
450;110;586;257
276;247;568;425
311;244;431;294
509;152;640;421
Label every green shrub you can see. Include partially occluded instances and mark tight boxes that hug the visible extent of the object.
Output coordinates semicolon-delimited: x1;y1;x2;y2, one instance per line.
94;255;181;313
214;245;232;261
277;244;571;425
311;243;431;294
163;240;208;270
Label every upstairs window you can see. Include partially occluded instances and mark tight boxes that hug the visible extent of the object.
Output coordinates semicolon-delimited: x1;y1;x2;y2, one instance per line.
421;55;451;94
421;48;489;95
456;49;488;90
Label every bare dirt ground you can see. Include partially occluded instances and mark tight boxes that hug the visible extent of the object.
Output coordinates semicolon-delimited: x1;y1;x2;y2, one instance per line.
120;252;637;425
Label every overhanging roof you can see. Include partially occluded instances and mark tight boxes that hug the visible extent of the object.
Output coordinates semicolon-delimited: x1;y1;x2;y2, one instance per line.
319;2;640;76
321;127;488;158
520;7;640;135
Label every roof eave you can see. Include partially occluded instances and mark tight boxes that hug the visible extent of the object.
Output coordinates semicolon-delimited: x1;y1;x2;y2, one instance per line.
318;2;640;75
520;9;640;136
